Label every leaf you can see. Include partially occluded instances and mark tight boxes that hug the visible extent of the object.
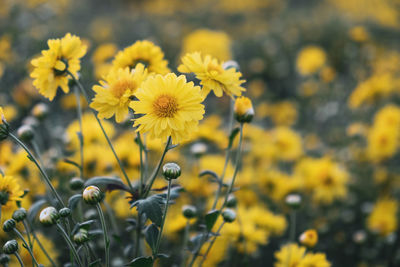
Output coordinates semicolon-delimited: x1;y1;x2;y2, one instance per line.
28;199;47;223
84;177;131;192
131;195;164;226
199;170;219;180
168;144;179;150
125;256;153;267
68;194;82;210
63;158;81;169
144;223;159;252
228;127;240;149
205;210;220;231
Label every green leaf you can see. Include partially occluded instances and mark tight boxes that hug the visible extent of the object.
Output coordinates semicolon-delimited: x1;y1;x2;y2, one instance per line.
68;194;82;210
199;170;219;180
63;158;81;170
131;195;164;226
27;199;47;223
84;176;131;192
125;256;153;267
228;127;240;149
205;210;220;231
144;223;159;252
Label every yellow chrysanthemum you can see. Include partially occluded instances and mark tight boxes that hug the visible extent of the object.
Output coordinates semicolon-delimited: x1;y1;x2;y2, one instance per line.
178;52;246;98
112;40;170;74
298;253;331;267
130;73;205;144
90;65;148;123
274;243;306;267
30;33;87;101
296;46;326;76
0;174;24;208
367;198;398;237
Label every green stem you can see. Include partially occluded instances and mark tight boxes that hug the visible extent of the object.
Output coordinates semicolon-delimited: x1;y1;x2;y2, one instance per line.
22;221;33;250
67;71;134;193
286;211;297;267
137;132;145;197
13;228;39;266
199;222;225;267
153;179;172;258
14;252;25;267
143;137;172;198
180;221;190;267
74;86;85;179
56;223;84;267
96;203;110;267
9;133;65;208
27;220;56;267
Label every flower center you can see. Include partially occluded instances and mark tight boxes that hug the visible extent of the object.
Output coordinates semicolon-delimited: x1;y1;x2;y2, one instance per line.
153;94;178;118
207;62;224;76
111;79;137;99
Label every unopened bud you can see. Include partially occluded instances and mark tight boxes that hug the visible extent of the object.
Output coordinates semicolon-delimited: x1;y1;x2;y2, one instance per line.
83;186;103;205
299;229;318;248
3;240;18;255
226;195;237;208
59;208;71;218
73;228;89;245
0;254;10;264
182;205;197;219
70;177;84;190
222;209;236;223
2;219;16;232
162;163;181;180
39;206;59;226
285;194;302;209
12;208;27;222
32;103;49;120
222;60;240;71
234;97;254;123
17;125;34;142
190;143;207;157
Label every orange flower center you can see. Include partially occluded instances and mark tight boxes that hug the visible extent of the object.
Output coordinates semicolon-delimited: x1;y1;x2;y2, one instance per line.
153;94;178;118
111;79;137;98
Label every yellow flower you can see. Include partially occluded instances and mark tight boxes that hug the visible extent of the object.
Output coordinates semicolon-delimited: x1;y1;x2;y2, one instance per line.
274;243;306;267
299;229;318;248
181;29;232;61
112;40;170;74
30;33;87;101
130;73;205;144
0;174;24;209
178;52;246;98
296;46;327;76
90;65;148;123
367;198;398;237
234;96;254;123
298;253;331;267
271;127;303;161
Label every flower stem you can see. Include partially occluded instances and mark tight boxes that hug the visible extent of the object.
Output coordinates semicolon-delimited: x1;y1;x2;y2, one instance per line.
28;222;56;267
14;252;25;267
199;222;225;267
153;179;172;258
9;133;65;208
67;71;134;193
22;221;33;250
74;86;85;179
180;221;190;267
13;228;39;266
56;223;84;267
96;203;110;267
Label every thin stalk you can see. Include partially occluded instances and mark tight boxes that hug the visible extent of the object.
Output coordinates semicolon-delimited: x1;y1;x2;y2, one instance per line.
56;223;84;267
14;252;25;267
103;200;120;237
30;140;43;166
96;203;110;267
22;221;33;250
13;228;39;266
153;179;172;258
9;133;65;208
286;211;297;267
27;220;56;267
143;137;172;198
74;86;85;179
180;221;190;267
137;132;145;196
199;222;225;267
67;71;134;193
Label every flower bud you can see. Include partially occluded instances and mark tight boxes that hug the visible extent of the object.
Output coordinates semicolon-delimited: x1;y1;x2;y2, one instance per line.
83;186;103;205
70;177;84;190
32;103;49;120
2;219;16;232
190;143;207;157
17;125;34;142
182;205;197;219
222;209;236;223
162;163;181;180
39;206;59;226
226;195;237;208
222;60;240;71
234;97;254;123
0;254;10;264
12;208;27;222
59;208;71;218
299;229;318;248
285;194;302;209
0;107;9;141
73;228;89;245
3;240;18;255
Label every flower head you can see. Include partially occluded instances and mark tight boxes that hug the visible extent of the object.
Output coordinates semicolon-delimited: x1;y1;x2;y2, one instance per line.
39;207;59;226
296;46;326;76
0;174;23;208
130;73;205;144
299;229;318;248
83;186;103;204
30;33;87;101
90;64;148;122
112;40;170;74
234;96;254;123
178;52;246;98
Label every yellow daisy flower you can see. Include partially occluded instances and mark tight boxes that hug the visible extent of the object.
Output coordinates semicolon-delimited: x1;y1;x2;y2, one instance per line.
112;40;170;74
130;73;205;144
90;64;148;123
0;174;24;209
178;52;246;98
298;253;331;267
30;33;87;101
274;243;306;267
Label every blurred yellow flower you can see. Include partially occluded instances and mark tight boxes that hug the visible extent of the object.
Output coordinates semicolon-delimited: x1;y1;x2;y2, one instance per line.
367;198;398;237
130;73;205;144
349;26;370;42
298;253;331;267
0;174;24;209
299;229;318;248
274;243;306;267
30;33;87;101
178;52;246;98
296;46;327;76
271;127;303;161
91;65;148;123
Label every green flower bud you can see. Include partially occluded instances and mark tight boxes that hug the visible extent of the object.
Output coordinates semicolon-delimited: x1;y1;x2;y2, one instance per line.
12;208;27;222
0;254;10;264
3;219;16;232
162;163;181;180
32;103;49;120
190;143;207;157
83;186;103;205
73;228;89;245
285;194;302;209
3;240;18;255
39;206;59;226
222;209;236;223
226;195;237;208
17;125;34;142
59;208;71;218
69;177;84;190
222;60;240;71
182;205;197;219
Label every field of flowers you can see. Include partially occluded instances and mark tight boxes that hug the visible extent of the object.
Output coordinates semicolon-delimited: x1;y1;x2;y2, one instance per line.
1;0;400;266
